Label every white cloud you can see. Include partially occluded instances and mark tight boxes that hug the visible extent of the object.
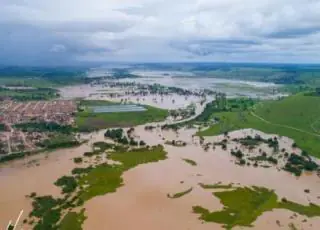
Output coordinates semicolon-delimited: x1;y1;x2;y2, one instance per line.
50;44;66;53
1;0;320;64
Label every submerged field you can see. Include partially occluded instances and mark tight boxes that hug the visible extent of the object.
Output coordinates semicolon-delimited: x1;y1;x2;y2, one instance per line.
76;100;168;131
198;94;320;158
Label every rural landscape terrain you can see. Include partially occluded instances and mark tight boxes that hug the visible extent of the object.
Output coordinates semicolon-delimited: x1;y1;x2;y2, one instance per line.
0;63;320;230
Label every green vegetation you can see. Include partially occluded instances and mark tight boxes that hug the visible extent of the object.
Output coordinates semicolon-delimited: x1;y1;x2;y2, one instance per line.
193;186;320;229
162;98;257;131
278;199;320;217
73;157;83;164
167;187;193;199
0;66;90;87
0;123;6;131
59;210;86;230
254;94;320;134
55;176;78;194
29;195;63;230
76;101;168;131
79;100;117;107
14;122;74;133
0;87;59;101
78;146;166;202
199;183;233;189
198;95;320;158
92;141;114;151
182;158;197;166
36;134;80;150
283;153;318;176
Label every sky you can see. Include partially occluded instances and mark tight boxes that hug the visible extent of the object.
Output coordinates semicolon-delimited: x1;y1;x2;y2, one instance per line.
1;0;320;65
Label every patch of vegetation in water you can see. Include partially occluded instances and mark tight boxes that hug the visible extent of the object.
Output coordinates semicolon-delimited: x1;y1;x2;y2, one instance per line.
278;199;320;217
59;209;86;230
167;187;193;199
27;145;167;229
78;145;167;201
182;158;197;166
54;176;78;194
198;183;233;189
77;163;123;201
28;195;63;230
73;157;83;164
283;153;318;177
193;186;320;229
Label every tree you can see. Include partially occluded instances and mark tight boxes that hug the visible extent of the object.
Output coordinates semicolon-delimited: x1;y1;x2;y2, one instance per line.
139;140;146;146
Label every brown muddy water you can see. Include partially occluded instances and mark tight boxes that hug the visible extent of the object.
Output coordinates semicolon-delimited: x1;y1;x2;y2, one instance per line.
0;127;319;230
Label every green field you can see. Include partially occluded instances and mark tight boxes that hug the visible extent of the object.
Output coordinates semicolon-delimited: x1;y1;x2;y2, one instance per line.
198;94;320;158
76;102;168;131
254;94;320;134
59;210;86;230
0;87;59;101
194;186;320;229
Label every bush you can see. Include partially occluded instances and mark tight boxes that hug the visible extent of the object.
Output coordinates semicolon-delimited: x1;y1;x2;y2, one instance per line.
73;157;83;164
54;176;78;194
139;140;146;146
231;149;243;159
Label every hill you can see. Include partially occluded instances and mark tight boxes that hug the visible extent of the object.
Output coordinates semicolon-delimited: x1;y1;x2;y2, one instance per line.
198;94;320;158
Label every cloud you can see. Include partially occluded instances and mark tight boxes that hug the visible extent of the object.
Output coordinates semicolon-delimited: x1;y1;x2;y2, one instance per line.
1;0;320;65
50;44;66;53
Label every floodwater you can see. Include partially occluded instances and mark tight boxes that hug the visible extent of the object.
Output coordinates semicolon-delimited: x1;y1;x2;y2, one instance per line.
59;74;286;101
0;124;319;229
83;127;320;230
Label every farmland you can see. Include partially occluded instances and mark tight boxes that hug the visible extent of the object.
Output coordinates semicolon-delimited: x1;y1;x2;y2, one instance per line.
198;94;320;158
76;100;168;131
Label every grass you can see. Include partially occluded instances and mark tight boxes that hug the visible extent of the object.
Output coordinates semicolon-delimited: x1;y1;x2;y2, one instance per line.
199;183;233;189
14;122;74;133
278;200;320;217
59;209;86;230
193;186;320;229
167;187;193;199
79;100;118;106
76;104;168;131
182;158;197;166
0;87;59;101
77;164;123;201
198;95;320;158
254;94;320;134
37;134;80;150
